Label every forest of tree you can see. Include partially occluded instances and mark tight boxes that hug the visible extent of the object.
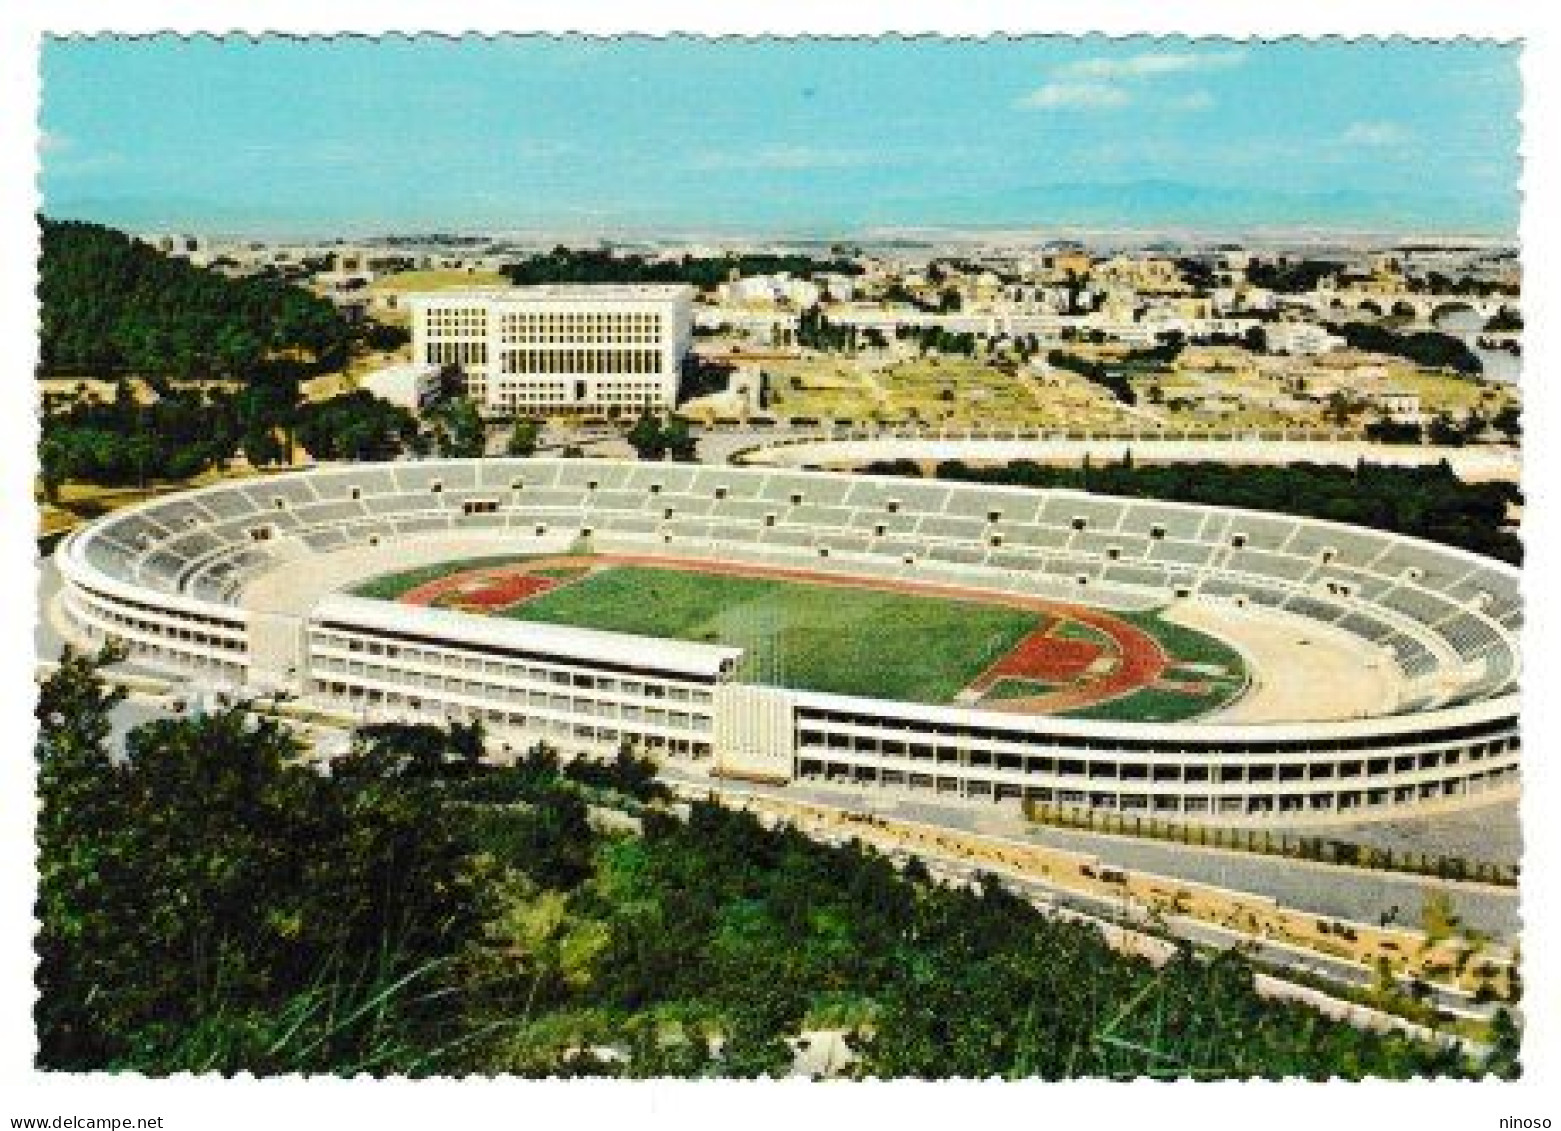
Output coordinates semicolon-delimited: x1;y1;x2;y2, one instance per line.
625;410;696;461
38;218;353;380
1243;259;1345;294
1325;322;1483;375
38;382;422;497
36;648;1515;1078
861;457;1521;565
501;247;862;290
1046;350;1138;406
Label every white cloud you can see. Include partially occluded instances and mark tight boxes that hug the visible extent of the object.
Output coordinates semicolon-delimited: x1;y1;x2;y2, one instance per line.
1341;121;1414;147
1054;50;1247;81
1018;49;1244;112
1016;82;1133;111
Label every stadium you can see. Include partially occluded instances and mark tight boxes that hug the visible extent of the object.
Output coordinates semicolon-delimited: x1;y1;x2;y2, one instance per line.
53;457;1521;823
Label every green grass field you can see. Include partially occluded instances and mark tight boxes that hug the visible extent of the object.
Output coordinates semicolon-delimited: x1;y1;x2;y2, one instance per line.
351;558;1249;719
980;677;1059;702
500;565;1041;704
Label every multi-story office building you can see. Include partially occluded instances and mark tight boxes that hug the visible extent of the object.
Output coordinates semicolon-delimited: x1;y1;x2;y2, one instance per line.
409;284;694;415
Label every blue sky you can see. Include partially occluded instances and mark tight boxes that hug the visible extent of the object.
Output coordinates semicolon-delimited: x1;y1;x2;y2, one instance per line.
39;36;1521;236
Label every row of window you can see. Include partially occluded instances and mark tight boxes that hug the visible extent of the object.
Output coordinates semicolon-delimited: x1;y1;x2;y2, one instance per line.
424;341;488;366
313;630;713;704
793;761;1511;814
422;316;489;336
313;656;714;733
73;591;245;654
497;348;666;376
498;311;665;328
313;679;712;758
793;731;1511;781
796;708;1518;757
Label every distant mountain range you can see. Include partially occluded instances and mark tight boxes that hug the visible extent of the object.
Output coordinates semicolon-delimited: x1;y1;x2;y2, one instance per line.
854;179;1514;235
46;177;1515;242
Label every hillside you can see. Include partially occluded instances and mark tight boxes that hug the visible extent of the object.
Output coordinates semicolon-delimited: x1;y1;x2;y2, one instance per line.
35;652;1513;1078
37;217;352;380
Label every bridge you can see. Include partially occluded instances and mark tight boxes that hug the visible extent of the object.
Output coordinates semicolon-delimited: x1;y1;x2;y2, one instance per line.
1298;290;1519;325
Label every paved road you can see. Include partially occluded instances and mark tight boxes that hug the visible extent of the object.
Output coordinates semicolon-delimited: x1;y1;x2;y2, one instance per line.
691;774;1503;1027
691;775;1520;940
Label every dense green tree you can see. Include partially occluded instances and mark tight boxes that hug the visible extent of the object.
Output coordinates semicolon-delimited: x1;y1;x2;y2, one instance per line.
38;218;351;380
427;396;486;458
1327;321;1482;375
865;456;1520;564
626;410;667;460
35;657;1505;1079
661;415;697;461
506;416;542;457
293;391;419;462
500;247;861;290
35;651;492;1073
38;437;68;503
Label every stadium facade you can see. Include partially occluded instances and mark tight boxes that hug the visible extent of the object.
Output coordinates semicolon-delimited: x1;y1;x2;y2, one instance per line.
54;458;1520;823
408;285;694;414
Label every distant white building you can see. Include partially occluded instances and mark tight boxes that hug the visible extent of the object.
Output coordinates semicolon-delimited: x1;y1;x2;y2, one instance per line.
720;274;823;309
1375;389;1423;423
1264;322;1345;357
362;362;443;411
408;284;694;415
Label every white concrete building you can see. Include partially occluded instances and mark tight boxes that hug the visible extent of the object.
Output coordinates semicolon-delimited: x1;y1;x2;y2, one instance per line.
409;284;694;415
53;458;1521;822
1265;322;1346;357
1376;389;1424;423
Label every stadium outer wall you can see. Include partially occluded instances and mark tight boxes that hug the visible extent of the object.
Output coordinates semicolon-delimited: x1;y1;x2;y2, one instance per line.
51;457;1521;825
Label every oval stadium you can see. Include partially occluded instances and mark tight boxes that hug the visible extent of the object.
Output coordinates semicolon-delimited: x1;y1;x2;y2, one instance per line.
51;457;1521;824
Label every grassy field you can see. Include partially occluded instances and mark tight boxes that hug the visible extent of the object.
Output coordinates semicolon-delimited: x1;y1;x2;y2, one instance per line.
1057;682;1239;723
499;564;1041;704
980;677;1059;702
370;268;509;293
762;356;1137;431
348;558;1249;716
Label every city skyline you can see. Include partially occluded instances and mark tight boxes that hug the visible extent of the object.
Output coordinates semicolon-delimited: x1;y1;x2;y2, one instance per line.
40;35;1521;237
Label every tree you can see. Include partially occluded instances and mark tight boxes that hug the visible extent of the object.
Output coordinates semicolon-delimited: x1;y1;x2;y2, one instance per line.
662;415;697;462
35;649;492;1073
1428;413;1469;448
1363;416;1423;445
1485;1009;1521;1079
293;391;418;462
38;436;69;503
506;416;542;458
1482;308;1522;333
242;426;285;469
429;397;485;458
626;410;666;461
37;218;351;381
